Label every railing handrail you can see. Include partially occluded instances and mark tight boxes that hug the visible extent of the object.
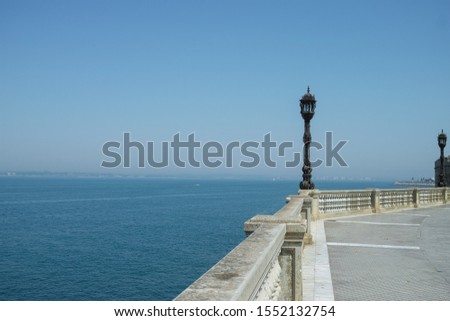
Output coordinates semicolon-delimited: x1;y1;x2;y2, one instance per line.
176;193;307;301
175;223;286;301
311;187;440;194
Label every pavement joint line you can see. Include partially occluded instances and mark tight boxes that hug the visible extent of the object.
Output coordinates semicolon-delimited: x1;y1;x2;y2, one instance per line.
327;242;420;250
328;220;420;227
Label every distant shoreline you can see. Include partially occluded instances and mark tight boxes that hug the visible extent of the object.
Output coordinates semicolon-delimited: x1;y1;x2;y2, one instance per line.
394;181;434;187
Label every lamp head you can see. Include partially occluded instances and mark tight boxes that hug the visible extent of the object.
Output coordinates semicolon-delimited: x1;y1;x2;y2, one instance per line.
300;86;316;121
438;130;447;149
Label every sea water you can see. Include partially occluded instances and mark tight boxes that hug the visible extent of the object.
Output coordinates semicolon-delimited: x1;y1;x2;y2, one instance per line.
0;177;395;300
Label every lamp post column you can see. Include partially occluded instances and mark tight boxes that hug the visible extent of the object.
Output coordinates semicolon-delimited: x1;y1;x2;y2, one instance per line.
438;130;447;187
299;87;316;190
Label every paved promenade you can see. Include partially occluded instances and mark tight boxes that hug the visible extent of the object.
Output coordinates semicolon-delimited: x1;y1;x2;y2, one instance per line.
302;205;450;300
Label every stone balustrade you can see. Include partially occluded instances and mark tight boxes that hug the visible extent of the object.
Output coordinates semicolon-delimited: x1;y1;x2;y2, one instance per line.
315;190;373;214
175;197;307;301
175;223;286;301
379;189;414;209
305;187;448;219
175;187;448;301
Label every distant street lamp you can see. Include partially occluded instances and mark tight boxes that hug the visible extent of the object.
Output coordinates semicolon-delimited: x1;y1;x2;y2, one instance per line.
438;130;447;187
299;86;316;190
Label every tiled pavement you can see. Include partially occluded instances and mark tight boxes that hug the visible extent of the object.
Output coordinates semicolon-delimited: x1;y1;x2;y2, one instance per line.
302;205;450;300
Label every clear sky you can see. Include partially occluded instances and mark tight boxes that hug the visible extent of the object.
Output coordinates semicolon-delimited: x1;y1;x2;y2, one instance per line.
1;0;450;180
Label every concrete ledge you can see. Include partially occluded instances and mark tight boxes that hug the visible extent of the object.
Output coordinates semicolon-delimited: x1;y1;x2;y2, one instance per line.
273;197;304;218
244;214;307;237
242;196;307;300
175;224;285;301
244;197;306;240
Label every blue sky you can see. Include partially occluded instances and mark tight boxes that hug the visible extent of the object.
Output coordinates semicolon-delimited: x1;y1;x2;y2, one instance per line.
1;0;449;180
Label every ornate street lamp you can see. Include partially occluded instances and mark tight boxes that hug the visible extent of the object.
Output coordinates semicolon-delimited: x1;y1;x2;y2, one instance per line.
438;130;447;187
299;86;316;190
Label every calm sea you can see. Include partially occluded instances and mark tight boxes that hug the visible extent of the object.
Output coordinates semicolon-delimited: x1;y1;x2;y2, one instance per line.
0;177;396;300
